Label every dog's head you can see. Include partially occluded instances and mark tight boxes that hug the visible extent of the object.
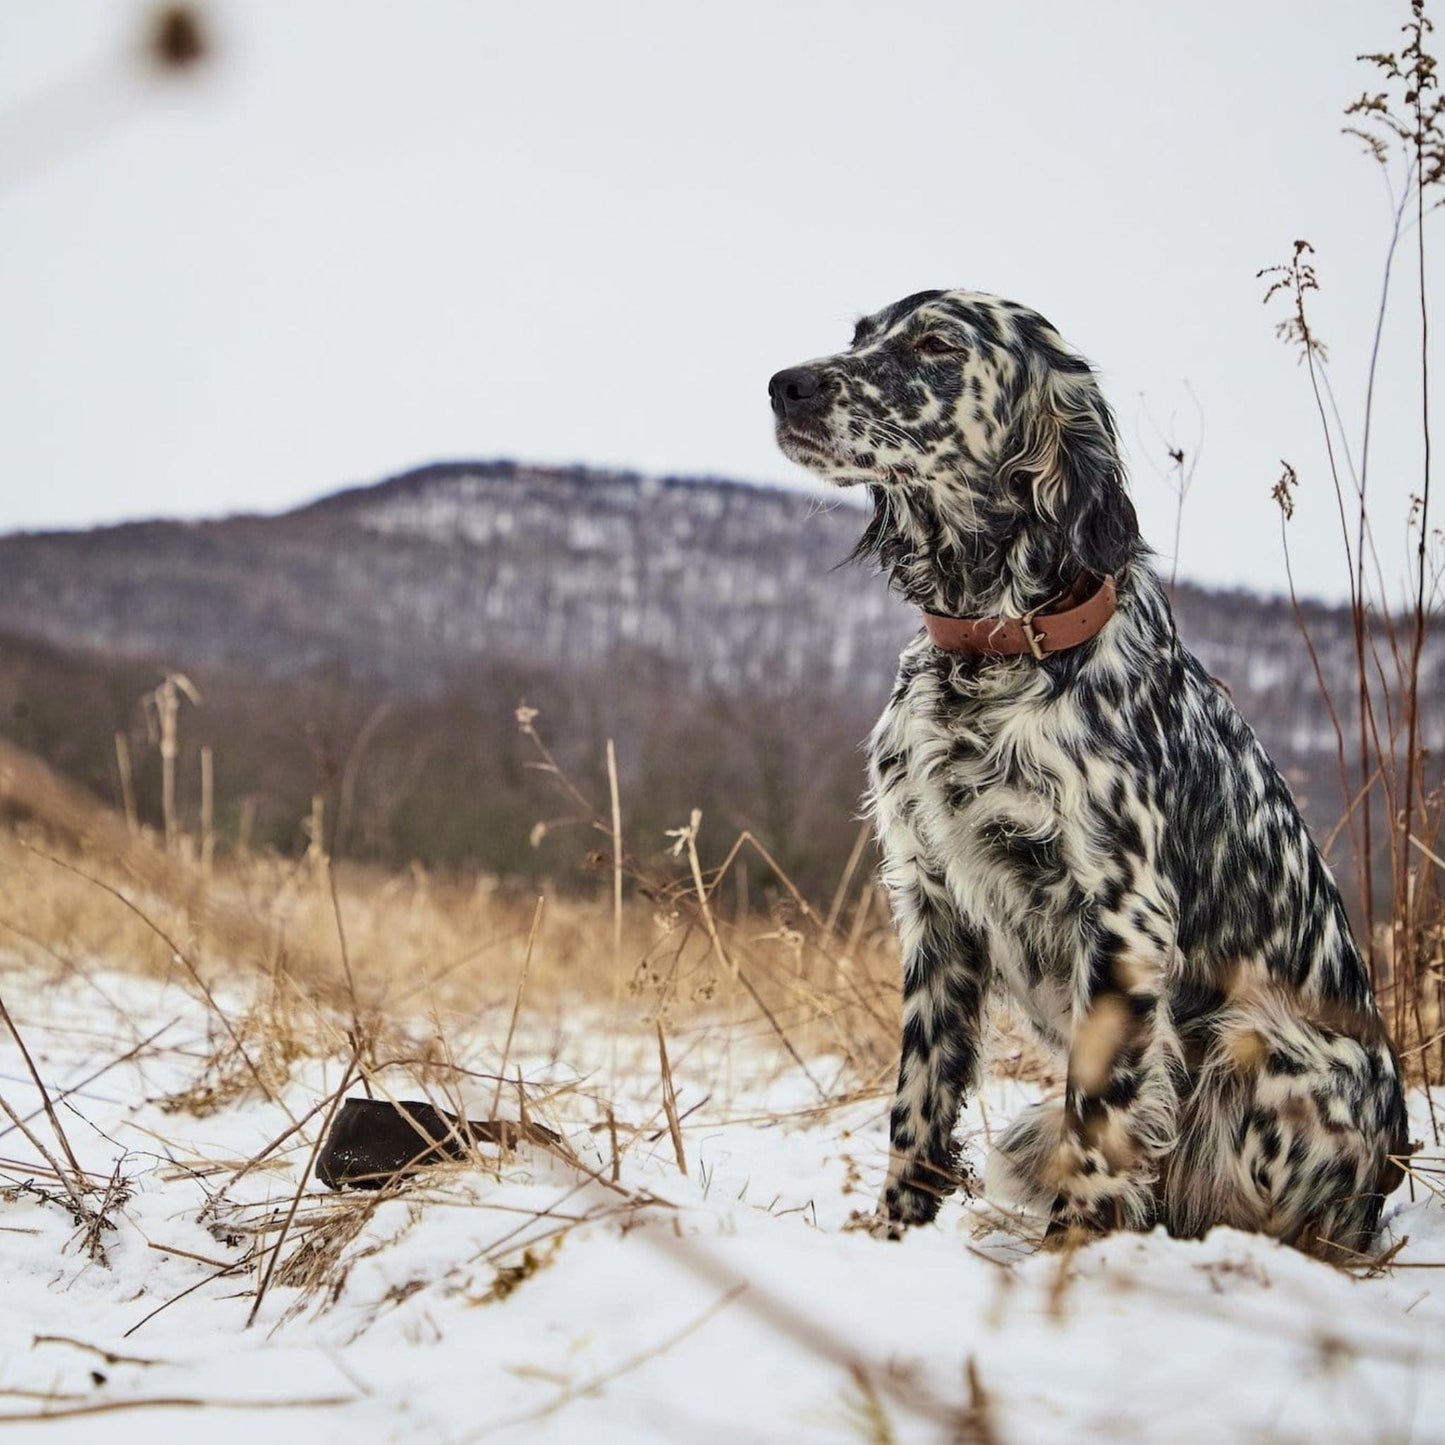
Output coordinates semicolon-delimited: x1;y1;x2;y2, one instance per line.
769;289;1139;613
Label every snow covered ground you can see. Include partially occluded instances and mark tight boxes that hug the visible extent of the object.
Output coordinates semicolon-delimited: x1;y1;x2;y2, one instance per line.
2;964;1442;1443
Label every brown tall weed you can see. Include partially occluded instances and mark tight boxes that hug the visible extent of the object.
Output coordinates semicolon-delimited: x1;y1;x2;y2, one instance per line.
1264;0;1445;1094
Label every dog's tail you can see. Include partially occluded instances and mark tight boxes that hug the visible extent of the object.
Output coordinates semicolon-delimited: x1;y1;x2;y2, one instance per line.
1162;988;1408;1256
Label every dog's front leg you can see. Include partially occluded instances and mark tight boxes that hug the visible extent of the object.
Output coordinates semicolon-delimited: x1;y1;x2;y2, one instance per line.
876;859;991;1233
1046;895;1181;1244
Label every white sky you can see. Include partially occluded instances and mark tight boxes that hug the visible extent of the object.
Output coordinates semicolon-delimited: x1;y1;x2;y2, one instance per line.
0;1;1436;602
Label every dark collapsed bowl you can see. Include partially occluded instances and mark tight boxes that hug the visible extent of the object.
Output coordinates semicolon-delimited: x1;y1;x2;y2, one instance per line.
315;1097;562;1191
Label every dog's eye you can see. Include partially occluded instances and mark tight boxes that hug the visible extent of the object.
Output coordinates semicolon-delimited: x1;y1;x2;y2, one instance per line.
914;334;958;357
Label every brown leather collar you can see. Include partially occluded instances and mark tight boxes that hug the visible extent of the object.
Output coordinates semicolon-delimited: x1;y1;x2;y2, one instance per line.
922;573;1118;660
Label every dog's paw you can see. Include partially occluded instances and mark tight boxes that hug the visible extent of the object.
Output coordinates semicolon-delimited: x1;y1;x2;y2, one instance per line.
879;1159;969;1230
1040;1217;1098;1253
844;1208;906;1241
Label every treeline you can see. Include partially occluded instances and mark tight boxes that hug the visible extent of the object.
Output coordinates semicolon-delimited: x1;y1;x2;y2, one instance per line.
2;461;1441;919
0;628;879;903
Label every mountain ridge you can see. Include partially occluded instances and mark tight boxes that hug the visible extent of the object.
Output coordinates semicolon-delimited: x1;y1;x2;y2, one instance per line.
0;459;1430;899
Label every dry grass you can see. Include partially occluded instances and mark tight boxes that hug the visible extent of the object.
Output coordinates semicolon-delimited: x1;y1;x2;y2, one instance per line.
1258;1;1445;1094
0;713;1069;1321
0;821;901;1089
0;694;956;1119
0;719;908;1271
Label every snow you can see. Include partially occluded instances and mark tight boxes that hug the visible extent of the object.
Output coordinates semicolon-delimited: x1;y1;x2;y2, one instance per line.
2;965;1442;1443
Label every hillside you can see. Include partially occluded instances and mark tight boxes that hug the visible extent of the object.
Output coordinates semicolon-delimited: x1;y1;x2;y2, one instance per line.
0;463;910;696
0;460;1432;899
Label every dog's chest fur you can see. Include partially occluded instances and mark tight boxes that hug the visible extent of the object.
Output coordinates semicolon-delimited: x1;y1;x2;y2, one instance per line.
867;598;1172;1049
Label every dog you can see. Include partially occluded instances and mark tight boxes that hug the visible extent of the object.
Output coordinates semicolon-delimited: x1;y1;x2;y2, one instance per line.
769;289;1409;1254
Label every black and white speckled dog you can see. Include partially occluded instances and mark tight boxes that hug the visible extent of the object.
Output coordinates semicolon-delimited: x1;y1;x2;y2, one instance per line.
769;289;1409;1255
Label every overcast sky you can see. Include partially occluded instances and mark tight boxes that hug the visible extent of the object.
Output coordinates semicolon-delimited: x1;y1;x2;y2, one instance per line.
1;1;1435;602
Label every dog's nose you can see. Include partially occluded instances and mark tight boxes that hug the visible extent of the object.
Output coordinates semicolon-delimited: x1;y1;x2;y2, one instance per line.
769;366;825;419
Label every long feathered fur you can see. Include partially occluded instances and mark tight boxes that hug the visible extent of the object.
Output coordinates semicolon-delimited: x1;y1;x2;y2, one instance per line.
769;289;1410;1254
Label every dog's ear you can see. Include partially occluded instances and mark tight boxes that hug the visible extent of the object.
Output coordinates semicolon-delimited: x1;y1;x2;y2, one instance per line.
1011;360;1138;580
1051;376;1138;578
